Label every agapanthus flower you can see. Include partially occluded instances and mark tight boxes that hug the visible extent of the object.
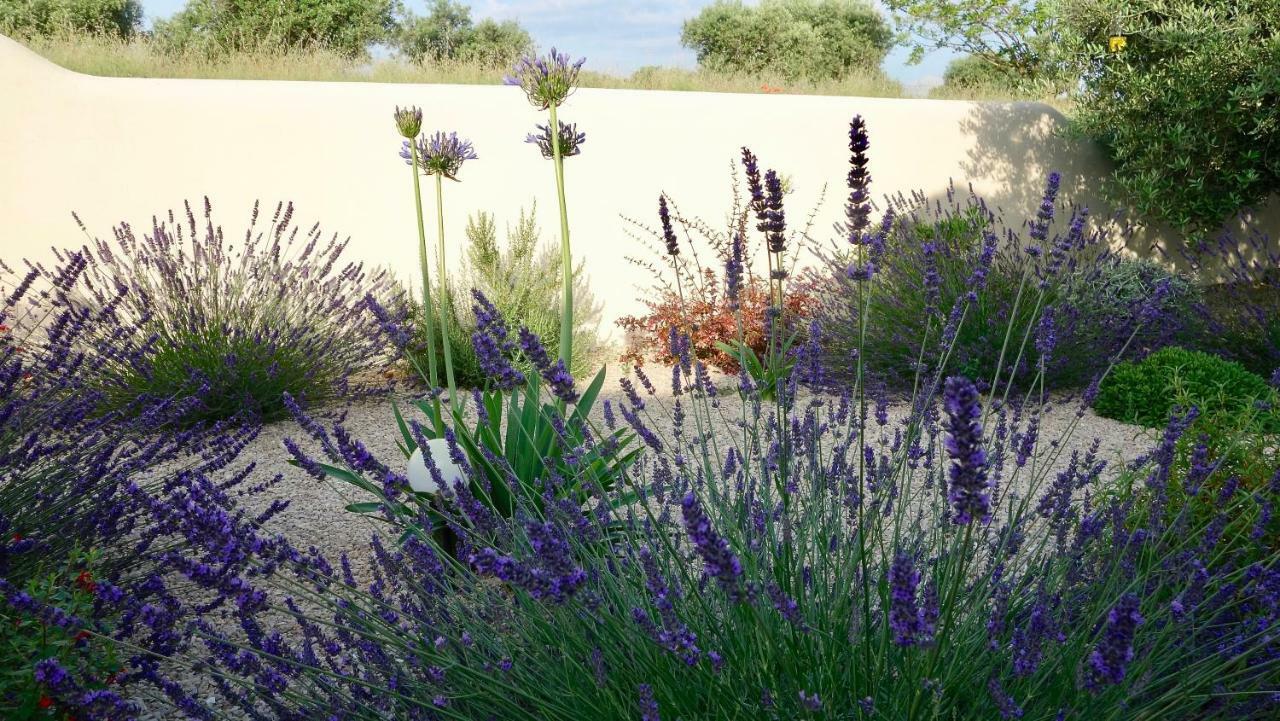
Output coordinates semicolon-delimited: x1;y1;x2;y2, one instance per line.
525;120;586;159
393;105;423;139
658;195;680;256
1087;593;1143;689
504;48;585;110
400;131;478;180
943;376;991;525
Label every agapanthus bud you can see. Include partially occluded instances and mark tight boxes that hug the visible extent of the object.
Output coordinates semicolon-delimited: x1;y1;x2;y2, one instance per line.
658;195;679;256
504;48;585;110
394;105;423;139
525;120;586;159
400;131;477;181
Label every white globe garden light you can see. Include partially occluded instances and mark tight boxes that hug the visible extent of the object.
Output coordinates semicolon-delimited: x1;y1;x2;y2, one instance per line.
407;437;465;494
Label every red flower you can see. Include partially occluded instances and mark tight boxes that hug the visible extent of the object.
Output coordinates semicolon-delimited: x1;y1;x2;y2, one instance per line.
9;533;21;542
74;570;96;593
74;630;91;642
39;695;53;709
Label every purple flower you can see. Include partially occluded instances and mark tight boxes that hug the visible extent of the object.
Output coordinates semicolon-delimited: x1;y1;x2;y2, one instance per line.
519;326;578;403
741;147;764;211
525;120;586;159
944;376;992;525
400;131;477;180
471;290;526;390
1027;171;1061;248
888;551;932;646
393;105;423;138
725;232;744;309
799;690;822;712
844;115;873;242
680;493;744;601
988;678;1024;719
1087;593;1143;689
760;170;787;254
504;48;585;109
659;195;680;256
638;683;660;721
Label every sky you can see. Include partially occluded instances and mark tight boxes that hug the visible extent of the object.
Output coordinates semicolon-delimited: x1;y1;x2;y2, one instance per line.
138;1;958;93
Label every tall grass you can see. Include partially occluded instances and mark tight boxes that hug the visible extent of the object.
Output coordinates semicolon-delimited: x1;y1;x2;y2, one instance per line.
18;35;917;98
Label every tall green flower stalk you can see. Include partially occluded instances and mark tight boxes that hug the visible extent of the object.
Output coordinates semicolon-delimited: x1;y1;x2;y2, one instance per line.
400;128;478;414
395;106;442;423
506;48;586;368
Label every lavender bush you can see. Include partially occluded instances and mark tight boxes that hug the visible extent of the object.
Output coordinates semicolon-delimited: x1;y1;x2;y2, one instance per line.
812;156;1195;391
1;250;261;717
79;117;1279;720
68;198;401;424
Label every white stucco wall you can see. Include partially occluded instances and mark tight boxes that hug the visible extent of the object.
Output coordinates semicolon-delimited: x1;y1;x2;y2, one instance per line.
2;36;1275;336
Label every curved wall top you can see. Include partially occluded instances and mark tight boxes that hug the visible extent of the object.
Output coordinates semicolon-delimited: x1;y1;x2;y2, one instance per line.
2;35;1275;331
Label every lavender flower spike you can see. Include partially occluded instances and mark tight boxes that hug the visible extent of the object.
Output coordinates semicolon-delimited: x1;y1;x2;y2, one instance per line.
505;48;585;110
680;492;744;601
526;120;586;159
400;131;478;180
943;376;992;525
844;115;873;242
1087;594;1143;689
658;195;679;257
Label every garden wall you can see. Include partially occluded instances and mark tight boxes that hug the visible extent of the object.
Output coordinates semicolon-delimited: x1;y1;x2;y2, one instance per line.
1;35;1275;332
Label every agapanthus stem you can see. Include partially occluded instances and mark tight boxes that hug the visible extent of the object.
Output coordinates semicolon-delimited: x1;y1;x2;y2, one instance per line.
434;174;459;414
549;102;574;371
410;141;442;425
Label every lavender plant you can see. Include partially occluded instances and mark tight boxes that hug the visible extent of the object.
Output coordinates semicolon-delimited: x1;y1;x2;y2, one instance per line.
61;199;400;424
91;117;1278;721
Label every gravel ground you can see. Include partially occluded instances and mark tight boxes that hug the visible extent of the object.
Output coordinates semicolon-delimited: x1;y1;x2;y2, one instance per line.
122;373;1159;719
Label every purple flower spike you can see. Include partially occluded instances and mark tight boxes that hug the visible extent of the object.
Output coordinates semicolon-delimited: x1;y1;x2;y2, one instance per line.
505;48;585;109
680;492;744;601
760;170;787;253
725;232;744;310
519;326;578;403
741;147;765;212
400;131;477;180
888;551;933;646
525;120;586;159
943;376;992;525
1087;593;1143;689
1027;171;1061;246
638;683;661;721
845;115;873;243
659;195;680;257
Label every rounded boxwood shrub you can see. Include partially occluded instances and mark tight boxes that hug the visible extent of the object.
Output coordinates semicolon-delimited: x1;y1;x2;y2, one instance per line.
1094;346;1280;431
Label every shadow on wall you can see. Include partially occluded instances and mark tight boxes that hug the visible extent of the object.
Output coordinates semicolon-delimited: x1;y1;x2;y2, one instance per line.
957;102;1280;273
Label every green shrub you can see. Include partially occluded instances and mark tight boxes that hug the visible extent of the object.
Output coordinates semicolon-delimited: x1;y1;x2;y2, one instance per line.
0;0;141;39
153;0;397;58
0;549;123;717
405;205;604;389
1094;346;1280;431
681;0;893;81
394;0;531;67
1062;257;1202;363
1062;0;1280;232
938;54;1018;91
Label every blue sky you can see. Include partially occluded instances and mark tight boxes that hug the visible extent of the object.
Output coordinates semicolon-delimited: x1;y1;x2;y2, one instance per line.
139;1;956;92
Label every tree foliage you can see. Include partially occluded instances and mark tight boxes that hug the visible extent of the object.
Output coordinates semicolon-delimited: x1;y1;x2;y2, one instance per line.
0;0;142;38
153;0;398;58
394;0;532;66
681;0;893;80
884;0;1059;80
1063;0;1280;232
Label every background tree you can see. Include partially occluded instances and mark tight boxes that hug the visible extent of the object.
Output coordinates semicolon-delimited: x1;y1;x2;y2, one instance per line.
681;0;893;81
1062;0;1280;232
395;0;532;66
0;0;142;39
883;0;1062;85
153;0;398;58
